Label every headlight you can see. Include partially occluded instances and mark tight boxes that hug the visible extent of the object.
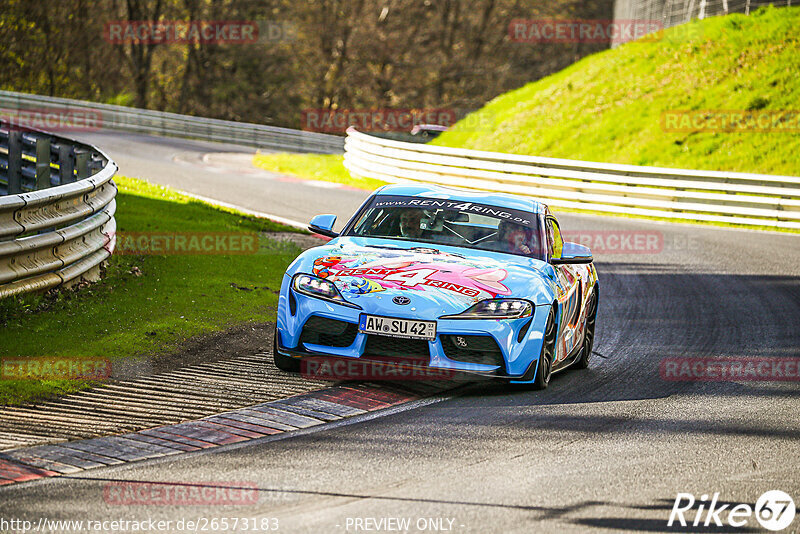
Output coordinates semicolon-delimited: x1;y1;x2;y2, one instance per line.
441;299;533;319
292;274;360;308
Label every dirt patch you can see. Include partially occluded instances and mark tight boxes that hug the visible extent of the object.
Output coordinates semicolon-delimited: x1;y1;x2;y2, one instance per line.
264;231;327;250
112;321;276;378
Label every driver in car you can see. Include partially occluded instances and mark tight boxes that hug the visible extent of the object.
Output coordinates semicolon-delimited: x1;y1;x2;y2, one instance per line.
398;209;425;239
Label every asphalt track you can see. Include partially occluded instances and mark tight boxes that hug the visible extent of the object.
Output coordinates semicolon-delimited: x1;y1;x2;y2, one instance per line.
1;131;799;533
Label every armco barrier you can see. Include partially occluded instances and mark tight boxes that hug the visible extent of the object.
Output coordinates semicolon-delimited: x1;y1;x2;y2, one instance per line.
343;127;800;230
0;121;117;298
0;90;344;154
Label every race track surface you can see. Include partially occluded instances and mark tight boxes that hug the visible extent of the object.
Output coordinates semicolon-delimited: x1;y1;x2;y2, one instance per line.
2;131;798;533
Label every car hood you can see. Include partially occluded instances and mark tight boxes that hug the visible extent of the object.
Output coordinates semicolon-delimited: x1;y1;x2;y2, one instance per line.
288;237;556;314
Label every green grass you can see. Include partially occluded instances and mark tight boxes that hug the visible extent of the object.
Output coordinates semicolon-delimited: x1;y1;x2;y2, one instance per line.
433;6;800;176
0;176;304;405
253;152;387;190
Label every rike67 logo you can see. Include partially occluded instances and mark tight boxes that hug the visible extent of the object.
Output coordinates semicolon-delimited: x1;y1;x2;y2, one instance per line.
668;490;796;531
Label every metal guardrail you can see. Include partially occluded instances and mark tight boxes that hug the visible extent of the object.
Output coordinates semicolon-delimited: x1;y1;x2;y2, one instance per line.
0;90;344;154
0;121;117;298
343;127;800;230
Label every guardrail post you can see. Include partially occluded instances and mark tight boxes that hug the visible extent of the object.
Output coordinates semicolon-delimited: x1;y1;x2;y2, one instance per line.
35;136;51;190
58;144;75;184
89;155;104;175
75;150;90;180
7;130;22;194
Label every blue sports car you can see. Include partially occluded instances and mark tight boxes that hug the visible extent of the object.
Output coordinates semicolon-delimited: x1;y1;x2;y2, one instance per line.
273;184;598;388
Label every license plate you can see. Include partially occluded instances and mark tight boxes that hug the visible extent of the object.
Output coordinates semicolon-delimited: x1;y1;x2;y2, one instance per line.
359;314;436;341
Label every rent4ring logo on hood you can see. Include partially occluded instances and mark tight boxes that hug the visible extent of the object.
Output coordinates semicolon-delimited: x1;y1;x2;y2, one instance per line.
668;490;796;531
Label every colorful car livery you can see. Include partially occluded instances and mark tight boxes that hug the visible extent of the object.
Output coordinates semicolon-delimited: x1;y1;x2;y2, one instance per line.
273;184;599;388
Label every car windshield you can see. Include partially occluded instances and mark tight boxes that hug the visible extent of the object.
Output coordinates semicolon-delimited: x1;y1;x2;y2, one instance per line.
346;195;543;258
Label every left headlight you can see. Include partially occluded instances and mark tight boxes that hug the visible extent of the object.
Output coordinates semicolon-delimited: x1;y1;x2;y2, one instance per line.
440;299;533;319
292;273;360;308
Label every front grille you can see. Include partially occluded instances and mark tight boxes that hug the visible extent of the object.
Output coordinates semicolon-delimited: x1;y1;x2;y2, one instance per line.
300;316;358;348
441;335;505;368
363;334;430;361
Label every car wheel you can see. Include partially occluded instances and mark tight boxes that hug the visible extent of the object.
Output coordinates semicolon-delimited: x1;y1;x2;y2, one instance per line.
572;287;598;370
273;324;300;372
532;308;557;390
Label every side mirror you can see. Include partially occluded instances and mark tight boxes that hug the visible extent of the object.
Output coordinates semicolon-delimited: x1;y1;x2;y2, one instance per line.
309;214;338;238
551;241;593;264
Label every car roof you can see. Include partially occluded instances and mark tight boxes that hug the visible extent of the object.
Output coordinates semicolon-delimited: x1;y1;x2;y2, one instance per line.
373;183;546;215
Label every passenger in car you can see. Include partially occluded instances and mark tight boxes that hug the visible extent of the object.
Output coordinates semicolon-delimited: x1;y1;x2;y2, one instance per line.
495;220;538;256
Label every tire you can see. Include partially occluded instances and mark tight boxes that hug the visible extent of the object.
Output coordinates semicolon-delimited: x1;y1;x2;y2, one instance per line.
532;308;557;390
572;287;598;370
273;323;300;372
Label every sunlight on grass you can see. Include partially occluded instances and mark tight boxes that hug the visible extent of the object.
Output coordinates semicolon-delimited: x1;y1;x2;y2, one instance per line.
253;153;388;190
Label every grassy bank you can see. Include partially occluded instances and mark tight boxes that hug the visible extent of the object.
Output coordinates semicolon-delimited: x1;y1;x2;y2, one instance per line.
434;7;800;176
0;176;304;405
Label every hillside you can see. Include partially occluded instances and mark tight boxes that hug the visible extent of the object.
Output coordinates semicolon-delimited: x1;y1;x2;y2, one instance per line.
432;6;800;176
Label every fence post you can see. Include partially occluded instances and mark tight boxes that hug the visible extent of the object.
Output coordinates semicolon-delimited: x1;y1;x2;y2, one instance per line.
7;130;22;194
35;136;51;190
58;144;76;184
685;0;695;23
75;150;90;179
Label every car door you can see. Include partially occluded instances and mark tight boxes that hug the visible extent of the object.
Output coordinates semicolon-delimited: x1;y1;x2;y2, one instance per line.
545;214;582;362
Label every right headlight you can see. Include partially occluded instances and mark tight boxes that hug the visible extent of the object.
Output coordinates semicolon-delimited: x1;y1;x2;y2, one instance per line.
440;299;533;320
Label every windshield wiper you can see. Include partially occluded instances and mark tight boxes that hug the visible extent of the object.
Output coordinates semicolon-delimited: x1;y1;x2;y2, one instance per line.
360;242;465;258
409;247;464;258
358;243;404;250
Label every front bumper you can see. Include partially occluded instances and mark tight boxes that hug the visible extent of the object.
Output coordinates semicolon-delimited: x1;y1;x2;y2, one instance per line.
277;275;550;380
